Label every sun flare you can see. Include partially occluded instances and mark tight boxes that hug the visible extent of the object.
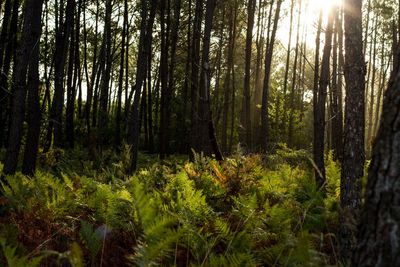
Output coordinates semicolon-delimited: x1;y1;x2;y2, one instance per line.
308;0;340;15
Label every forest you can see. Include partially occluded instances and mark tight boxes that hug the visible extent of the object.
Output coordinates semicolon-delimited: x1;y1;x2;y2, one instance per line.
0;0;399;265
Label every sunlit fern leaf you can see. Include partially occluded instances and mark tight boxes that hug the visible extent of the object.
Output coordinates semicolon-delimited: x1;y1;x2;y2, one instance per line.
68;242;84;267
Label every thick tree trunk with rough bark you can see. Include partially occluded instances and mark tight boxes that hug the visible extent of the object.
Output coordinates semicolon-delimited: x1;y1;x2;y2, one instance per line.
352;57;400;267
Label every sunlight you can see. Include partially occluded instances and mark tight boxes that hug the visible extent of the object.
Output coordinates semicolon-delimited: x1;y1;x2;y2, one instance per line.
276;0;341;48
308;0;339;16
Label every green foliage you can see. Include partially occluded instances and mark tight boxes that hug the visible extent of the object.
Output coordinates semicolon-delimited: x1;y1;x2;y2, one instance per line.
79;220;102;261
0;148;342;266
0;239;43;267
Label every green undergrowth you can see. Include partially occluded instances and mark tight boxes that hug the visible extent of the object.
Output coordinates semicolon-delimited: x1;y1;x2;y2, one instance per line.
0;147;341;266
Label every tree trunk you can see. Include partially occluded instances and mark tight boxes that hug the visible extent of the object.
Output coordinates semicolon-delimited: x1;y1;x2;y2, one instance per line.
287;0;302;147
46;0;74;150
240;0;256;150
22;28;42;176
98;0;112;148
260;0;282;152
331;8;344;161
129;0;157;172
352;51;400;267
221;4;235;153
314;7;335;188
197;0;222;160
116;0;128;148
3;0;44;175
367;20;378;157
147;50;155;153
340;0;366;262
65;6;76;148
0;0;19;149
372;37;389;138
189;0;203;155
0;0;12;148
281;0;294;139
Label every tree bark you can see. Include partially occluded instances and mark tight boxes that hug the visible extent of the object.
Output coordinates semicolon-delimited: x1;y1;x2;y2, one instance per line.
0;0;12;148
240;0;256;150
314;8;334;188
260;0;282;152
367;20;378;157
4;0;44;175
22;27;42;176
46;0;74;150
189;0;203;155
331;7;344;161
129;0;157;172
98;0;112;148
197;0;223;160
352;51;400;267
0;0;19;149
287;0;302;147
116;0;128;148
221;4;235;153
281;0;294;139
340;0;366;262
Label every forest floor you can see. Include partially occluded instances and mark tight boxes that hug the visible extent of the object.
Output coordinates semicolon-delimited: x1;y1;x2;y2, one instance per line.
0;146;346;266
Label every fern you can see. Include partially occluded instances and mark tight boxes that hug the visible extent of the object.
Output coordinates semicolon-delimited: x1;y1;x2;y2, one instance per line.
79;220;102;262
0;239;43;267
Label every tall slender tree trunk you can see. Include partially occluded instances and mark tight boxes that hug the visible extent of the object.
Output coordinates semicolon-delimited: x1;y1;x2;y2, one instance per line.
340;0;366;262
159;0;172;159
180;0;192;154
367;20;378;157
0;0;19;148
0;0;12;148
116;0;128;148
261;0;282;152
281;0;294;139
3;0;44;175
372;37;388;138
314;7;335;188
197;0;223;160
288;0;302;147
98;0;112;148
313;9;323;182
252;0;266;149
147;49;155;153
22;28;42;176
331;7;344;161
189;0;203;155
221;4;235;153
240;0;256;150
46;0;74;150
85;0;99;134
65;6;76;148
129;0;157;172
